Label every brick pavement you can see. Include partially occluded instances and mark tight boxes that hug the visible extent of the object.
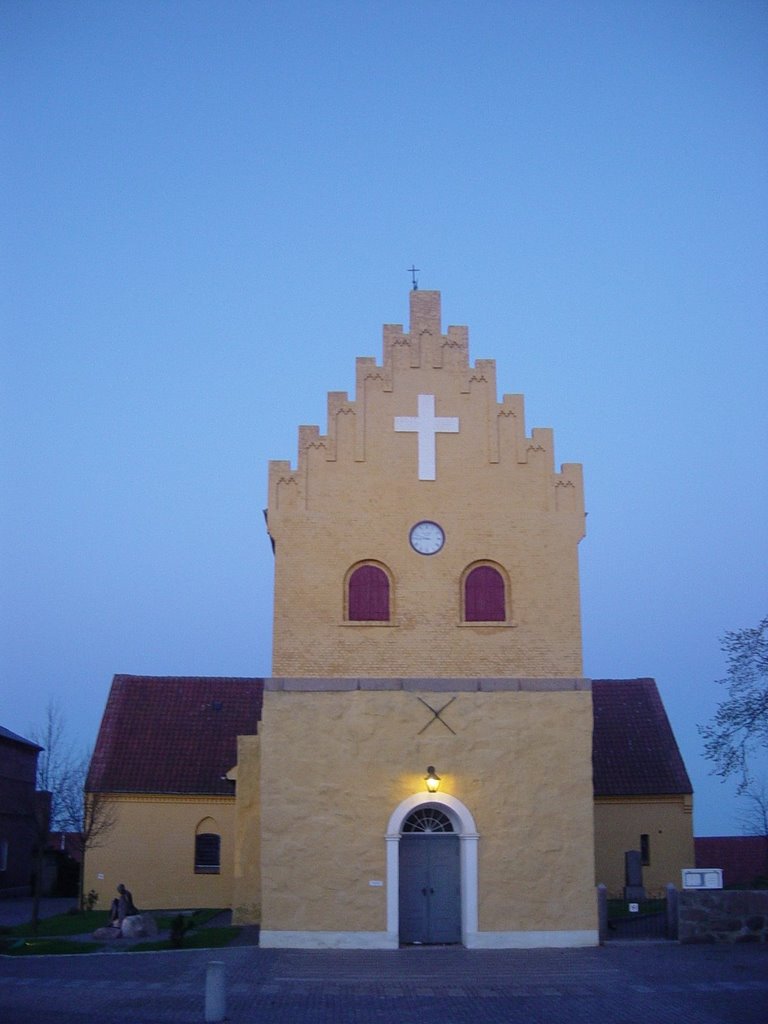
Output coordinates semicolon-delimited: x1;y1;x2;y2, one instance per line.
1;941;767;1024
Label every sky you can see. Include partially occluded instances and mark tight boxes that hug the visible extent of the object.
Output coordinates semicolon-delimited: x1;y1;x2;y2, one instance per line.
1;0;766;838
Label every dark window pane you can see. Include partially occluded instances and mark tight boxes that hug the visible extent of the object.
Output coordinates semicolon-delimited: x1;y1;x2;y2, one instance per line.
195;833;220;874
640;834;650;866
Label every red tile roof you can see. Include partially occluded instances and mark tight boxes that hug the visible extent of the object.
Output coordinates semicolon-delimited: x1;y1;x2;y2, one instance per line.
88;675;692;801
86;676;263;796
592;678;692;797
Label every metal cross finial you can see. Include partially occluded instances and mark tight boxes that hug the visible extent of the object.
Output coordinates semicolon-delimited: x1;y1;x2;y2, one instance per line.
407;265;420;290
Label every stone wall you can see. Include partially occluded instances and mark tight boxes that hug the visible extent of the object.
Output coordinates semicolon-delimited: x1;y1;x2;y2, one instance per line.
679;890;768;943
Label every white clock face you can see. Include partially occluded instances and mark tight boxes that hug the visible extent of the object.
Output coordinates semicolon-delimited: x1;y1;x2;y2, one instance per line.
409;520;445;555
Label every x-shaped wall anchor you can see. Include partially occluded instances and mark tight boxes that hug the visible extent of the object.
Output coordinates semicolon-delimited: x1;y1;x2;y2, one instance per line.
417;696;457;735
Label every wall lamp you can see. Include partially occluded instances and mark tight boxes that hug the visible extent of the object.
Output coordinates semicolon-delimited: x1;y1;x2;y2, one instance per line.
424;766;441;794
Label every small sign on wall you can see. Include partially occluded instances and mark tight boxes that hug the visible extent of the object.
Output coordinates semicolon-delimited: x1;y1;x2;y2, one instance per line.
368;880;384;887
682;868;723;889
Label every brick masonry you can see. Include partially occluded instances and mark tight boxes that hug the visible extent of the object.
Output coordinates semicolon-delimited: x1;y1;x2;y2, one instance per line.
267;290;585;680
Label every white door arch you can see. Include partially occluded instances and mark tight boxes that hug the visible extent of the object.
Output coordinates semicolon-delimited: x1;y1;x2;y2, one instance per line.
385;793;479;946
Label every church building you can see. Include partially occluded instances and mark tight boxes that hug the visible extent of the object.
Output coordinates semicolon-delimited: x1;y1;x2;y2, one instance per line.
84;289;693;947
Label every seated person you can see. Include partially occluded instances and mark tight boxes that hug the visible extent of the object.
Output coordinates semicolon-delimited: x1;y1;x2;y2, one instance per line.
109;883;138;926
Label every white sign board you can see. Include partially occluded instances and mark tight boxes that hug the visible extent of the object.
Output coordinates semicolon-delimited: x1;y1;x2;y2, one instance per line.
682;868;723;889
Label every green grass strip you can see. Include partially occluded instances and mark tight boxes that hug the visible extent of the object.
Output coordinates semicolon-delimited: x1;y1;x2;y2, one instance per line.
2;938;105;956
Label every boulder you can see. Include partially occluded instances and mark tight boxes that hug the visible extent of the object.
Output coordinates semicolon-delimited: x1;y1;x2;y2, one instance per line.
139;913;158;937
120;913;158;938
120;915;146;938
93;926;121;940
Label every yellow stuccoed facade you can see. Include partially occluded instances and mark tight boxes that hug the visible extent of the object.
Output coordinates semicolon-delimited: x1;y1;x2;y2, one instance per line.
84;795;235;912
255;684;596;944
252;291;598;947
595;795;695;898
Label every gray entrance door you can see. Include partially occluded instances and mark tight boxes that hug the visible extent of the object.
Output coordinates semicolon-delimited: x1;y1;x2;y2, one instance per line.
399;834;461;944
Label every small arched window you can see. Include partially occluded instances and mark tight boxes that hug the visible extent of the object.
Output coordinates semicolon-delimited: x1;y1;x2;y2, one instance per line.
195;832;221;874
402;808;454;833
348;564;390;621
464;565;506;622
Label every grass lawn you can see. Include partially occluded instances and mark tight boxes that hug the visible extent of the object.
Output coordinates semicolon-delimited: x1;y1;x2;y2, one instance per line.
2;910;110;937
0;909;236;956
129;926;241;952
2;938;105;956
3;908;225;938
153;908;224;930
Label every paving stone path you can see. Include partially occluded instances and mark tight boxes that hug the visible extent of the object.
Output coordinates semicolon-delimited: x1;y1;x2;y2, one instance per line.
1;941;767;1024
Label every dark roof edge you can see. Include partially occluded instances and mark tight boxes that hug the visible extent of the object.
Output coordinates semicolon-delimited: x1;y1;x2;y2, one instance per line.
0;725;42;750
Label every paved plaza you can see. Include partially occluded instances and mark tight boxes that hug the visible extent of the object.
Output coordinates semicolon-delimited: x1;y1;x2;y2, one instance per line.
1;938;767;1024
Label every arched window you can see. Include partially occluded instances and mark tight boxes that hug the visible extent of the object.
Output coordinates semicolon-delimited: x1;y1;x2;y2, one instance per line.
402;808;454;833
347;564;390;621
464;564;506;622
195;817;221;874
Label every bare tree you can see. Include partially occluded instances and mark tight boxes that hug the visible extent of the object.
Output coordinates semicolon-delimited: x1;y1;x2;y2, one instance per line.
700;615;768;791
31;702;117;911
734;778;768;887
31;699;84;831
57;753;118;910
27;700;71;933
736;778;768;837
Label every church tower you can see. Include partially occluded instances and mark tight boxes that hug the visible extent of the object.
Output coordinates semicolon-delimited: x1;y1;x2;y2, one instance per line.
267;289;585;678
246;291;597;949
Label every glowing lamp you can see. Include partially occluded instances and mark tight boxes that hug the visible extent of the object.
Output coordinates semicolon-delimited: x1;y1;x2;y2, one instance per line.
424;766;441;794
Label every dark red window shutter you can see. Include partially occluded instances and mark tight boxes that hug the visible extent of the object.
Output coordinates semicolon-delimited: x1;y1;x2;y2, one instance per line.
348;565;389;621
464;566;505;622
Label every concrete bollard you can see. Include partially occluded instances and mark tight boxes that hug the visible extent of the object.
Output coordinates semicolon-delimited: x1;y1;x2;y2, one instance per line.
204;960;226;1023
596;883;608;943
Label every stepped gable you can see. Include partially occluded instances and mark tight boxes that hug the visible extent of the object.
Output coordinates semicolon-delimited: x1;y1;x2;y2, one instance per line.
86;675;263;796
269;290;583;508
592;678;692;796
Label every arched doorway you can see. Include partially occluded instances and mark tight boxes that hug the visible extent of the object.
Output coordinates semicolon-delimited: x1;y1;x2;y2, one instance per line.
398;807;460;944
385;793;479;948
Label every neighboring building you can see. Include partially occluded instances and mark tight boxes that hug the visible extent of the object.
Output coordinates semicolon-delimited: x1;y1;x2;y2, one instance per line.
0;725;47;896
695;836;768;888
48;831;84;864
592;678;694;897
45;831;82;898
85;676;262;911
85;290;694;946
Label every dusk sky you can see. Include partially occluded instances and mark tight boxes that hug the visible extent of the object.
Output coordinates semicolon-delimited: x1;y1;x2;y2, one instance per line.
2;1;766;837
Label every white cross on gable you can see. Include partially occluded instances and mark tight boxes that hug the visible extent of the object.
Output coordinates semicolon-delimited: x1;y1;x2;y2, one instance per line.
394;394;459;481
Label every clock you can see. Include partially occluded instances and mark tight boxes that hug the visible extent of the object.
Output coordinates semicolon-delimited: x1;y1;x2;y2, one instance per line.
409;520;445;555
